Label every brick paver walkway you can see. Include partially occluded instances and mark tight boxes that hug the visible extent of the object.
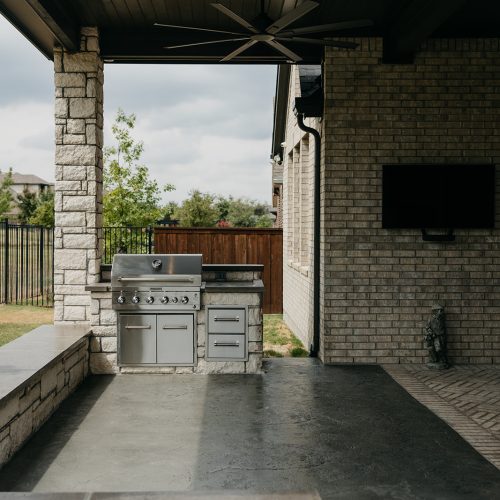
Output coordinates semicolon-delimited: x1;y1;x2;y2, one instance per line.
384;365;500;470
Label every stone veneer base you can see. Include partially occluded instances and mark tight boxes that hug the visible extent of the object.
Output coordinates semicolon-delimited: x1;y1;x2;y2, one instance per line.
0;326;90;469
88;271;264;375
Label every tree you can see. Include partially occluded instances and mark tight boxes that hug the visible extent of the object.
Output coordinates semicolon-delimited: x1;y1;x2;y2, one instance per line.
218;196;274;228
0;167;14;219
28;190;54;227
175;192;274;228
174;190;219;227
103;109;174;227
17;187;39;223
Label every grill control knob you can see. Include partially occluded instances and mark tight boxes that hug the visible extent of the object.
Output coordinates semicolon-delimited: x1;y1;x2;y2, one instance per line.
146;296;154;304
132;295;140;304
160;296;169;304
171;297;178;304
181;296;189;304
117;295;126;304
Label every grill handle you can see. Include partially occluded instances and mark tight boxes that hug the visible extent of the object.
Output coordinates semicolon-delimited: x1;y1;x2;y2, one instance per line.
118;275;195;283
214;316;240;322
214;340;240;347
125;325;152;330
162;325;188;330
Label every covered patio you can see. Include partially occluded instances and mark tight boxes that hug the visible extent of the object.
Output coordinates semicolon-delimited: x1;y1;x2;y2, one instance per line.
1;0;500;497
1;359;499;498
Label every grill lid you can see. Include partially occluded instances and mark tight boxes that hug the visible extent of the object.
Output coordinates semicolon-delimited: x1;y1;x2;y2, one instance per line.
111;254;202;288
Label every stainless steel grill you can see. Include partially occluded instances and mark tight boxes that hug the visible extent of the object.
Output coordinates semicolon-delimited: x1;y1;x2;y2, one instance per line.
111;254;202;366
111;254;202;311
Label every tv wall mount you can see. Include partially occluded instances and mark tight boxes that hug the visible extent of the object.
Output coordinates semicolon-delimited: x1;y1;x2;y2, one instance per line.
421;229;455;242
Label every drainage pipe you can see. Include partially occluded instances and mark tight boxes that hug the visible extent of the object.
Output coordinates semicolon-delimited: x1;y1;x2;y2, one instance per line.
296;113;321;358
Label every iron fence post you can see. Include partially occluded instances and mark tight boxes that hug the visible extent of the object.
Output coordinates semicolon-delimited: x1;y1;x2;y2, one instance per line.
148;226;153;254
3;218;9;303
39;227;44;305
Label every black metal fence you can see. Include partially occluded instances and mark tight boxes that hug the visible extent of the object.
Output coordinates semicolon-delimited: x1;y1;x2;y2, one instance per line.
102;226;154;264
0;220;54;306
0;223;154;305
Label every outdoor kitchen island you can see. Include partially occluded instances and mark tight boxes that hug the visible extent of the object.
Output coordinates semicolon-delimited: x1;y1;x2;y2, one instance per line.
86;256;264;375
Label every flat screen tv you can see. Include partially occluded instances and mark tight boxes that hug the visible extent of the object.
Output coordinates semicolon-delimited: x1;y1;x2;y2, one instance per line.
382;164;495;229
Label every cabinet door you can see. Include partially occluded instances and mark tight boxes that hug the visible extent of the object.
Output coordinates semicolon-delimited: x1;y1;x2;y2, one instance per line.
119;314;157;364
157;314;194;365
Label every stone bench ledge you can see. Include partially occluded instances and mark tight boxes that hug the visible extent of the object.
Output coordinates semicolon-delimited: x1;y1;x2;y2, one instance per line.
0;324;90;402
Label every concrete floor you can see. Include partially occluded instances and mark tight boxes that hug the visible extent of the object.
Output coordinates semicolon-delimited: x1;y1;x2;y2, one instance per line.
0;358;500;499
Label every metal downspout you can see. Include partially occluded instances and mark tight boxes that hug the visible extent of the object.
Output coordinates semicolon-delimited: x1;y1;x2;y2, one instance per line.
296;113;321;358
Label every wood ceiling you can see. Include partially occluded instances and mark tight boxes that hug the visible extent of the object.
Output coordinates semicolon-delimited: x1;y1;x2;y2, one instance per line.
0;0;499;64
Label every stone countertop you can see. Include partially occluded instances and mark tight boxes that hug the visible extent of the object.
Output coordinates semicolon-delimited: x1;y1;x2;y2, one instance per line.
202;264;264;272
0;325;90;401
203;279;264;293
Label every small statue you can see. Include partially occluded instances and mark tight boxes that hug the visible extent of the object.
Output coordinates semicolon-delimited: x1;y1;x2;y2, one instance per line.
424;304;449;369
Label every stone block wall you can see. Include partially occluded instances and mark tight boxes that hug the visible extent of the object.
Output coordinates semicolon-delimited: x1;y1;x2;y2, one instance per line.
0;338;89;468
54;27;104;325
89;291;118;374
321;38;500;364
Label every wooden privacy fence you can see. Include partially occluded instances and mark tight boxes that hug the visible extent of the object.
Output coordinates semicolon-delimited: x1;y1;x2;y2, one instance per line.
154;227;283;314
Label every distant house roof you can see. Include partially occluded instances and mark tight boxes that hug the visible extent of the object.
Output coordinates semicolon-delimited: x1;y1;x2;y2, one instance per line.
0;173;53;186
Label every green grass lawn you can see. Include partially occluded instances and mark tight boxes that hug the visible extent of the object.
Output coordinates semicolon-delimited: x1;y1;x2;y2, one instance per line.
0;305;53;348
263;314;308;358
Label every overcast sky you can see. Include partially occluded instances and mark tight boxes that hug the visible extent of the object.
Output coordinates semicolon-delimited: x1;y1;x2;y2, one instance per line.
0;15;276;204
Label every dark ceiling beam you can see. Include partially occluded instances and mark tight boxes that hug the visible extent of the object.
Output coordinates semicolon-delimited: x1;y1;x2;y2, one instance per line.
24;0;79;52
383;0;467;63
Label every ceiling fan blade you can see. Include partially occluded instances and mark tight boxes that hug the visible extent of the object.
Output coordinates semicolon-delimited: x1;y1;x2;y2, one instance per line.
279;19;373;36
265;39;302;62
211;3;259;33
165;37;250;50
277;36;358;49
221;39;259;62
266;1;319;35
154;22;247;37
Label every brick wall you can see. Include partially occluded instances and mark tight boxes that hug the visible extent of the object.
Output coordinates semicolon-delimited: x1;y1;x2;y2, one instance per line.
322;38;500;364
282;66;316;349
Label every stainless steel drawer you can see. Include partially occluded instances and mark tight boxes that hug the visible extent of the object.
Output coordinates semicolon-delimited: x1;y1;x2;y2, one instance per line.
157;314;195;365
207;334;246;360
119;314;157;364
208;308;246;334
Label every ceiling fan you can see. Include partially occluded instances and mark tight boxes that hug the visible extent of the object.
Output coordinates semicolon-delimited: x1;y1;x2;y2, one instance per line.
154;0;373;62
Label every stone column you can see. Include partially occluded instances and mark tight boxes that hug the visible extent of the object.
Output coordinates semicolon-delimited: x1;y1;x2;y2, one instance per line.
53;27;103;325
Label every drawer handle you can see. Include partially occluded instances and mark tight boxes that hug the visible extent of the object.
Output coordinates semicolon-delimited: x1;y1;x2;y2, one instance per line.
214;341;240;347
125;325;151;330
214;316;240;322
162;325;188;330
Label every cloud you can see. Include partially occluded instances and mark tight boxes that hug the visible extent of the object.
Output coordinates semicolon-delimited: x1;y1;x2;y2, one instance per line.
0;102;54;180
143;134;273;203
0;16;52;105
